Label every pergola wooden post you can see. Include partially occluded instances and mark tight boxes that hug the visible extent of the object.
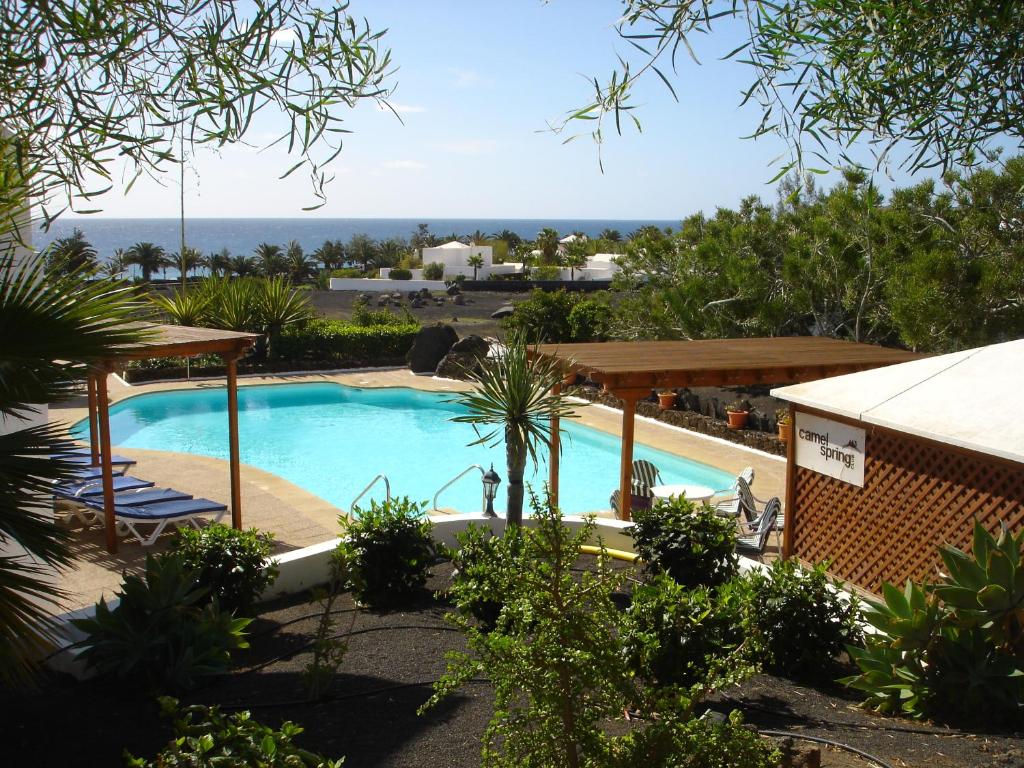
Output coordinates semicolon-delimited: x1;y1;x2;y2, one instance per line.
533;338;923;535
224;353;243;529
89;324;258;553
548;381;561;507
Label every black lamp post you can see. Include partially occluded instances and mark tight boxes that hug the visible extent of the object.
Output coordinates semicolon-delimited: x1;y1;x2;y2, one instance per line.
482;463;501;518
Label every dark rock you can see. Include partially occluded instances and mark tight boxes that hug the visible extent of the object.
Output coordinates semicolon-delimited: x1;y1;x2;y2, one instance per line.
406;324;459;374
376;295;389;306
408;290;419;300
419;288;431;297
491;304;515;319
446;283;461;296
411;298;425;308
435;335;490;380
452;293;466;305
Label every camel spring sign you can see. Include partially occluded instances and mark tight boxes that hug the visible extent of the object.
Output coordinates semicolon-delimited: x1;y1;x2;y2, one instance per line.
794;412;865;487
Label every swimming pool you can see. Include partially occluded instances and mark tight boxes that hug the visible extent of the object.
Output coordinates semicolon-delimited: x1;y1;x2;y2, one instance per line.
72;383;733;515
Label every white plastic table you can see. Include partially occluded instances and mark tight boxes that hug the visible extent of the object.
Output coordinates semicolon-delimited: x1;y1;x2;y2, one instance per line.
650;483;716;503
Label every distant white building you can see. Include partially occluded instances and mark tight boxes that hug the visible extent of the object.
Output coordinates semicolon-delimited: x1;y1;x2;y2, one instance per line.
414;241;522;280
556;253;622;281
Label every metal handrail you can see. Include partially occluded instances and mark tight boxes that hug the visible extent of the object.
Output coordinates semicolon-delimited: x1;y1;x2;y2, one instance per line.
432;464;485;512
350;473;391;512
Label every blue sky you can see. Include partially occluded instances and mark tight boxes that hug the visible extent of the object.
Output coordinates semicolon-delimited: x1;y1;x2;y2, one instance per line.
82;1;946;220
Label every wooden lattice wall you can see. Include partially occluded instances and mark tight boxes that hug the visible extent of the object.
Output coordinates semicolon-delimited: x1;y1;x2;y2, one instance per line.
790;412;1024;594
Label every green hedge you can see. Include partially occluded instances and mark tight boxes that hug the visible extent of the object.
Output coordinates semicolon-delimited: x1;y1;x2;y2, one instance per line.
277;318;419;364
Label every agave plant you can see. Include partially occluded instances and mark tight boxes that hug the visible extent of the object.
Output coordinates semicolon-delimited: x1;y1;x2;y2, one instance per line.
448;332;577;529
0;253;145;684
150;287;212;326
258;277;312;359
842;521;1024;725
204;277;260;333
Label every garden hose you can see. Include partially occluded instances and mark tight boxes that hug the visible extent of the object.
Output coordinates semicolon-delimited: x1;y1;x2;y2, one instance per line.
756;729;896;768
578;544;639;562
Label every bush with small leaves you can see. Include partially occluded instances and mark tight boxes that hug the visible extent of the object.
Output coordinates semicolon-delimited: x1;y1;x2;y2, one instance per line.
125;697;344;768
630;497;739;588
613;710;779;768
739;559;862;682
170;524;278;614
339;496;436;609
423;261;444;279
622;573;750;688
388;267;412;280
447;523;522;631
72;555;250;692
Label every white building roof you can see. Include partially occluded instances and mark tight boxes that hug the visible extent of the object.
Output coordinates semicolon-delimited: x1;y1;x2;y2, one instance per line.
772;339;1024;464
434;241;470;249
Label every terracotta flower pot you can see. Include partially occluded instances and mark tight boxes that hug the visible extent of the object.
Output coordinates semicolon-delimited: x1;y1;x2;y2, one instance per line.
726;410;749;430
778;421;792;443
658;391;677;410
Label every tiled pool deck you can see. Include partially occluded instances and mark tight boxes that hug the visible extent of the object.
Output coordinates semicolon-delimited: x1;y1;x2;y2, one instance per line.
48;367;786;609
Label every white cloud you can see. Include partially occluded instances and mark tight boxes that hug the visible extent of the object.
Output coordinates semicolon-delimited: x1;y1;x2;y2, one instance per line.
271;27;298;46
449;67;487;88
389;102;427;114
438;139;499;156
381;160;426;170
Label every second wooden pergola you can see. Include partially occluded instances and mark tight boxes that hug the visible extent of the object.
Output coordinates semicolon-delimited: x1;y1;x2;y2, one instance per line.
83;324;259;553
533;337;922;521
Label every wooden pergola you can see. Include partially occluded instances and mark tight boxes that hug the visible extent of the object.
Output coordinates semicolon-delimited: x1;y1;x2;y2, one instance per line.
533;337;923;521
84;324;259;553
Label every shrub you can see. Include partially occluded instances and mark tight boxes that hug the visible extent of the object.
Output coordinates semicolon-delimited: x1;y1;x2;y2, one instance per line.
567;298;613;342
339;496;436;609
630;498;739;588
170;524;278;614
276;318;419;364
126;697;343;768
331;267;364;278
739;559;862;681
614;711;779;768
622;574;749;688
842;522;1024;727
389;267;412;280
423;261;444;279
447;523;521;631
503;289;612;343
351;299;415;327
72;555;250;692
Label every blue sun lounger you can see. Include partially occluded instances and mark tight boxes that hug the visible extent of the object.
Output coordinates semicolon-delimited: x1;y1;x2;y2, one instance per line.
80;496;228;546
56;485;193;525
54;452;137;470
56;475;155;498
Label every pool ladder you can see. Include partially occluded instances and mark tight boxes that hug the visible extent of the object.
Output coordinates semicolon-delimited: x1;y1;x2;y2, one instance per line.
432;464;487;514
350;473;391;513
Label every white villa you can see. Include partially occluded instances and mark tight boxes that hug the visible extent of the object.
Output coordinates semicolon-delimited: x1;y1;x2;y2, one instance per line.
415;241;523;280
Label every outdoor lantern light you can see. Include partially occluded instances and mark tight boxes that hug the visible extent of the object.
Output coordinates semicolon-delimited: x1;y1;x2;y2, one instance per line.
482;463;501;518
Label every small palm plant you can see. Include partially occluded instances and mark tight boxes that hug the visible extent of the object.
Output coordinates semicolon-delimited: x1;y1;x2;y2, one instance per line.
0;253;145;684
448;332;577;529
151;287;212;326
258;277;313;359
467;253;484;280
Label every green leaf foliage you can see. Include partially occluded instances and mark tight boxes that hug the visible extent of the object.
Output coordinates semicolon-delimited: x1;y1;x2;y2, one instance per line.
277;318;419;365
339;496;436;610
842;522;1024;727
170;524;278;614
447;523;522;631
126;697;344;768
630;497;739;589
503;289;613;343
738;559;862;681
72;555;251;692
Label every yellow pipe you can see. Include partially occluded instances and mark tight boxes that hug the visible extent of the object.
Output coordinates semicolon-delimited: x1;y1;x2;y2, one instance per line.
579;544;640;563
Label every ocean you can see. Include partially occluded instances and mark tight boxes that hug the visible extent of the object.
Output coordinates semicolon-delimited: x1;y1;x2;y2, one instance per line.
33;217;677;264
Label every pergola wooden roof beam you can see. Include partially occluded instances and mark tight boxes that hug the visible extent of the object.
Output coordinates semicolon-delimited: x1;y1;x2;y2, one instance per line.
87;324;259;553
533;337;923;523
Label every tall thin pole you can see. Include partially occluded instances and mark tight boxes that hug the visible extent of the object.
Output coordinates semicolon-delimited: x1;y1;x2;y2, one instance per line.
617;391;639;522
783;404;798;558
548;382;561;507
179;129;187;291
225;354;242;529
96;368;118;553
86;373;99;466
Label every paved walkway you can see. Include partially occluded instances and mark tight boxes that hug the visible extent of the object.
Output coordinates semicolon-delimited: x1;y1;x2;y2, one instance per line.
49;367;786;610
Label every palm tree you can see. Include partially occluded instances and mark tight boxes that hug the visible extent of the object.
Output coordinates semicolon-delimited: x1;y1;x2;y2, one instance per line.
347;233;377;272
466;229;487;244
535;227;561;265
599;228;622;242
313;239;346;272
562;243;587;281
491;229;523;250
150;286;211;326
207;248;232;277
285;240;315;283
125;241;168;282
104;248;129;279
0;255;145;683
254;242;286;277
45;228;98;275
448;332;577;530
374;237;406;269
467;253;484;280
175;246;205;281
258;277;312;359
228;254;257;277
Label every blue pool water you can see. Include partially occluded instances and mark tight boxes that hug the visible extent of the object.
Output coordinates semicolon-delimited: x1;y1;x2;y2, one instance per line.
72;383;732;515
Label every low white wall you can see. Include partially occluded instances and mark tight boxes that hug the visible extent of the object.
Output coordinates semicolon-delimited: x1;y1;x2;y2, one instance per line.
329;277;447;292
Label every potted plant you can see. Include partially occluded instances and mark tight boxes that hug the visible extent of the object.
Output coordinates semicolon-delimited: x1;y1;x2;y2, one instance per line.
657;389;677;410
725;399;751;430
776;407;793;443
